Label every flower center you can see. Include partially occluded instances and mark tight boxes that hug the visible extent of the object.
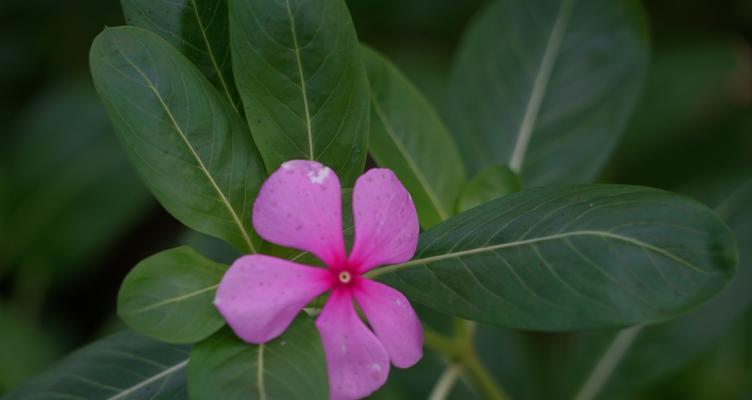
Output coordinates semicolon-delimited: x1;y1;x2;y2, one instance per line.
338;271;352;284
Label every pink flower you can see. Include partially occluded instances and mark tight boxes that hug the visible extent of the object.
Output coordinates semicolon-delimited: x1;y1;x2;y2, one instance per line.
214;160;423;400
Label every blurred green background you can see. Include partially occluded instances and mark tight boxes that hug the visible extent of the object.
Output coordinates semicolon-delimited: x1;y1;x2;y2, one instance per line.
0;0;750;398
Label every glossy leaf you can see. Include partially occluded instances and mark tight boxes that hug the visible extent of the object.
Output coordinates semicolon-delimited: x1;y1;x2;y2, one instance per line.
565;173;752;399
1;331;189;400
370;185;737;330
189;316;328;400
229;0;369;186
121;0;240;110
363;46;466;228
447;0;649;187
118;246;227;344
90;26;265;253
457;165;521;213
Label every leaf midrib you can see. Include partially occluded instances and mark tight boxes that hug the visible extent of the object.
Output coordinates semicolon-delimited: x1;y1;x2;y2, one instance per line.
189;0;237;111
371;97;450;220
367;229;705;279
508;0;574;172
285;0;315;161
128;284;219;314
257;344;267;400
114;42;256;253
106;359;188;400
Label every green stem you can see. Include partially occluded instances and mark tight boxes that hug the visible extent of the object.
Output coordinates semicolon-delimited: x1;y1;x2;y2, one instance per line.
423;320;510;400
463;348;508;400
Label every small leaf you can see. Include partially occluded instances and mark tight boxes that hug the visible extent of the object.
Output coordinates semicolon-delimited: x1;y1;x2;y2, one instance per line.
121;0;240;111
369;185;737;330
1;331;189;400
90;26;266;253
189;316;328;400
363;46;466;228
229;0;369;186
456;165;521;213
117;246;227;344
447;0;649;187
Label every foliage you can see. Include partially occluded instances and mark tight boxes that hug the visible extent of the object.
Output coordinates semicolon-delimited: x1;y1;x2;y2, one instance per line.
2;0;751;399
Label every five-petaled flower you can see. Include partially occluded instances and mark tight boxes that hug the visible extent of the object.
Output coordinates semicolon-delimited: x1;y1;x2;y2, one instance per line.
214;160;423;400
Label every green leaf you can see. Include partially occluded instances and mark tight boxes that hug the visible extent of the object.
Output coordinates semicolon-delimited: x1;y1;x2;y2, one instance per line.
447;0;649;187
363;46;466;228
189;316;328;400
369;185;737;330
565;173;752;400
229;0;370;186
90;26;266;253
456;165;521;214
0;80;151;282
117;246;227;344
1;331;189;400
121;0;240;111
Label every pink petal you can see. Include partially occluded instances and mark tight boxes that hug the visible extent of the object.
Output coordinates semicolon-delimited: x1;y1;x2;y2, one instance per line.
352;279;423;368
348;168;419;273
316;289;390;400
215;255;332;343
253;160;347;267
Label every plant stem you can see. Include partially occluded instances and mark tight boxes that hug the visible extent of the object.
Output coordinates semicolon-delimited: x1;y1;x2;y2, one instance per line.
423;320;510;400
463;348;508;400
428;363;463;400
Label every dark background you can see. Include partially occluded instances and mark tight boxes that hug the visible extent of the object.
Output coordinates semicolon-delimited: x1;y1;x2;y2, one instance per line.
1;0;750;397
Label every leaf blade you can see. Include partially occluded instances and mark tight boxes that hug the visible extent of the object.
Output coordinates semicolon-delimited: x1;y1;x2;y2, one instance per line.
229;0;369;185
121;0;240;110
447;0;649;186
363;46;466;228
188;316;328;400
90;26;265;253
117;246;227;344
1;331;189;400
370;185;737;330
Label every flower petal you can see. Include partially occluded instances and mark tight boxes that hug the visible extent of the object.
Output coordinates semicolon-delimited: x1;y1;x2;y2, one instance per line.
253;160;347;267
348;168;419;273
316;289;390;400
353;279;423;368
215;255;332;343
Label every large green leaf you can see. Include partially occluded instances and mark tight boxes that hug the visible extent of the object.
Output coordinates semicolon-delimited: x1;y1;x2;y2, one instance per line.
229;0;369;186
121;0;240;111
564;173;752;400
90;26;265;253
363;46;466;228
447;0;649;187
369;185;737;330
118;246;227;344
189;316;328;400
1;331;189;400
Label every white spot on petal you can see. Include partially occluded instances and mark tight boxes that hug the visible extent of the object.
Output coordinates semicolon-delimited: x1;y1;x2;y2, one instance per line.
340;344;347;354
308;166;331;184
281;161;293;170
371;364;382;372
